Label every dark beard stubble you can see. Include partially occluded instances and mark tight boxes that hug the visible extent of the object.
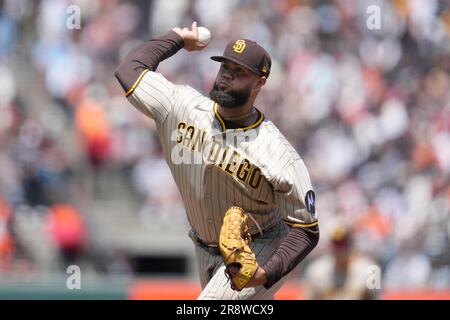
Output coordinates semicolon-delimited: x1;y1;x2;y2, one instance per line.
209;83;252;108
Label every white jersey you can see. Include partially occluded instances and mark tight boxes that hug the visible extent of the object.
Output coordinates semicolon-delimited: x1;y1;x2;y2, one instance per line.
126;69;318;244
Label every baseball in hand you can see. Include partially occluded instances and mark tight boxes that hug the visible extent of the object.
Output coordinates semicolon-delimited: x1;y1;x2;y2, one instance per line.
197;26;211;46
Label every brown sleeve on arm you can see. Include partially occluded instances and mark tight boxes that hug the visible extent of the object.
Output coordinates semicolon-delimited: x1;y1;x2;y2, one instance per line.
115;30;184;93
262;225;319;289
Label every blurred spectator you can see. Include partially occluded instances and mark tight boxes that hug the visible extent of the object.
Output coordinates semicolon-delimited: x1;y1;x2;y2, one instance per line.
304;225;379;299
384;239;432;290
0;197;14;271
131;149;186;226
45;203;87;268
0;0;18;57
74;98;112;170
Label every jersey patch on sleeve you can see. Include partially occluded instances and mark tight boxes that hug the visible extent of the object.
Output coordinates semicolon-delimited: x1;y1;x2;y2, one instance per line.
305;190;316;214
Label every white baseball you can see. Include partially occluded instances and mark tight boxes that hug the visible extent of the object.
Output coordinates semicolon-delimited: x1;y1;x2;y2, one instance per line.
197;26;211;46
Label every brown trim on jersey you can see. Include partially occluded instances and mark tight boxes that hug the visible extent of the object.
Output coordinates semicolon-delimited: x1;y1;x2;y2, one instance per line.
242;113;265;130
213;103;226;131
213;103;265;132
125;69;150;97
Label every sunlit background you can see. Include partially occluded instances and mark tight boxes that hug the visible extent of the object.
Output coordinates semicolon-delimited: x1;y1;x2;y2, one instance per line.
0;0;449;299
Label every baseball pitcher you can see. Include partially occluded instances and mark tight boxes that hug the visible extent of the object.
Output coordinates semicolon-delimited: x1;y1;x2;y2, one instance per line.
115;22;319;300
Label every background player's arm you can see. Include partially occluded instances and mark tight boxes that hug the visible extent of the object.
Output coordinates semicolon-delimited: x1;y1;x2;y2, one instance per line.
114;22;205;124
254;159;320;289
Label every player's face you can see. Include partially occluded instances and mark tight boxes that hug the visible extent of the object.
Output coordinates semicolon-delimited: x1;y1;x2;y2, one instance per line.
209;60;259;108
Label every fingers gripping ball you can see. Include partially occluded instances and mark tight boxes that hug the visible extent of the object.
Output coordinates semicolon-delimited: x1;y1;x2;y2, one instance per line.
219;206;259;291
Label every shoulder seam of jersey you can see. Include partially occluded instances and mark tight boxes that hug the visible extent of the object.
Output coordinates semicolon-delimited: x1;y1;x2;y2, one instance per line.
125;68;150;97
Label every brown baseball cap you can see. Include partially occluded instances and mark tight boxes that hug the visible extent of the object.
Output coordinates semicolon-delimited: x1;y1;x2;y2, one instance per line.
211;39;272;78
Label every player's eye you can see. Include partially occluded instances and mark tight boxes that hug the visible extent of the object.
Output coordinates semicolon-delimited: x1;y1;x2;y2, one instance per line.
235;68;248;77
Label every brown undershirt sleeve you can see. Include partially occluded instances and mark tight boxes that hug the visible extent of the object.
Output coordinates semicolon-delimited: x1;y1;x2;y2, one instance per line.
115;30;184;93
262;225;319;289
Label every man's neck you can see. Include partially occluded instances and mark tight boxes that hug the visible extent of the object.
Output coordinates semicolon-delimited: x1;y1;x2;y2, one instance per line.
217;104;260;128
217;103;254;119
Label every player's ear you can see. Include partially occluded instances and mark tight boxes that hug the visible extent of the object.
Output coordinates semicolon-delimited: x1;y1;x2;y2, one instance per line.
255;76;267;90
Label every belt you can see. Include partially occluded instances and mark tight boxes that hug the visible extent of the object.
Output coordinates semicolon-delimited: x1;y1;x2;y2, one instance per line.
188;223;275;255
188;229;221;255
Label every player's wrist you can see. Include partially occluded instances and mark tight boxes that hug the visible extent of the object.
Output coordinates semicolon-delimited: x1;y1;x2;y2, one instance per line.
247;266;267;287
168;29;185;47
256;267;268;285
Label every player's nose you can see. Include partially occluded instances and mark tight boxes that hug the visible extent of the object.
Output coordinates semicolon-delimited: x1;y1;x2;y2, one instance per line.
222;70;233;81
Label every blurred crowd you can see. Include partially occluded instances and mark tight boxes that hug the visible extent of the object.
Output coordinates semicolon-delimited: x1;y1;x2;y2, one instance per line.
0;0;449;295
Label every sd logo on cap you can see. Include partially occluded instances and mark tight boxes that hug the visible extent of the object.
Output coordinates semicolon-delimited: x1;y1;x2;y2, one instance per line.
233;40;246;54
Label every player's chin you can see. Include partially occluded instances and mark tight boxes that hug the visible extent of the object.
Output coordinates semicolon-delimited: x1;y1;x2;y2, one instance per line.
209;88;237;107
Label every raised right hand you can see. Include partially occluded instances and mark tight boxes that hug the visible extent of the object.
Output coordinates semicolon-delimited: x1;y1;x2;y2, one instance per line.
172;21;208;52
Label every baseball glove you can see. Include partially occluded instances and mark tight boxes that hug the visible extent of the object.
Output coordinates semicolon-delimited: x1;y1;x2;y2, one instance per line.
219;206;259;291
